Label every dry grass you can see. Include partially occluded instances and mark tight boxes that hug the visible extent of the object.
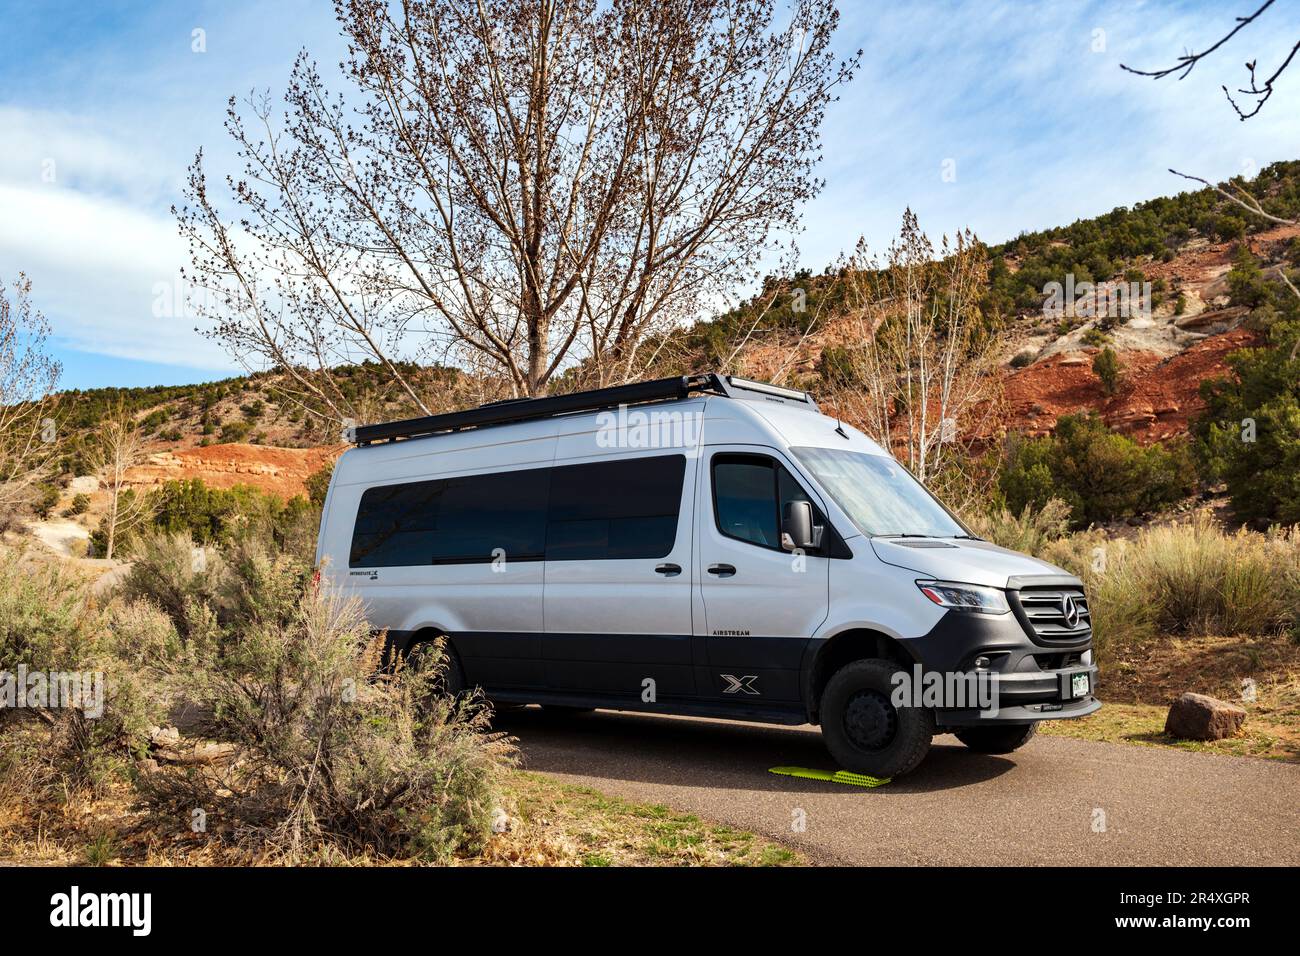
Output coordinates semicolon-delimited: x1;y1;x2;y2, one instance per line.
478;772;800;867
1041;633;1300;762
0;765;801;867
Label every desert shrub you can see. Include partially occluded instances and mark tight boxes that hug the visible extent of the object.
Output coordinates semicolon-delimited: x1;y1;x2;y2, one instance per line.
220;419;252;443
1123;519;1297;637
66;492;90;516
1009;350;1033;369
964;497;1072;557
999;413;1195;528
1195;319;1300;524
143;579;514;861
0;546;158;794
1226;245;1270;309
0;545;100;673
304;463;334;508
139;478;320;561
1082;327;1110;348
1092;346;1121;396
33;483;61;520
1033;519;1300;662
118;531;227;641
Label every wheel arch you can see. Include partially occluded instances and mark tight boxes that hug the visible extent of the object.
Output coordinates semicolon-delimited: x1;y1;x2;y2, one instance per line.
802;627;920;724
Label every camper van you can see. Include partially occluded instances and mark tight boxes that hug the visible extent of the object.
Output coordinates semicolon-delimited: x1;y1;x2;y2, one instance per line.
316;374;1099;777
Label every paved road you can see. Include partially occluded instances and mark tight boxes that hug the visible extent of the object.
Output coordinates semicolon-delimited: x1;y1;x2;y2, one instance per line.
497;708;1300;865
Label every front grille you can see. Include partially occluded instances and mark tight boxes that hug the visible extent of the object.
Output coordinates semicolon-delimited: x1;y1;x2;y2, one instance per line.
1011;587;1091;645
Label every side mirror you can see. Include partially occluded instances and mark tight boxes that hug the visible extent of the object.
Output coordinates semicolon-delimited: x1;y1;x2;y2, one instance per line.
781;500;818;552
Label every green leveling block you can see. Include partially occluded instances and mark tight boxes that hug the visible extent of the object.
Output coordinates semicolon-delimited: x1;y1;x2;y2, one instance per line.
768;766;891;788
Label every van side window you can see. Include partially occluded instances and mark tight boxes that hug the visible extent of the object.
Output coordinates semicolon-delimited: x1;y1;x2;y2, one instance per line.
712;456;780;547
350;468;550;567
546;455;686;560
712;453;816;550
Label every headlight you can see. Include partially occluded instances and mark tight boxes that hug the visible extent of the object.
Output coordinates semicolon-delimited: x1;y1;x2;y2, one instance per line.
916;580;1010;614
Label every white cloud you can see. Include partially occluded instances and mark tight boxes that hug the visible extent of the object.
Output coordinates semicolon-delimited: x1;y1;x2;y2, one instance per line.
0;175;231;370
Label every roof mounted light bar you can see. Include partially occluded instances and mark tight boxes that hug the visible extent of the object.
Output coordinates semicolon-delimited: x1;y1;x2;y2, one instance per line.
724;375;816;406
348;371;817;446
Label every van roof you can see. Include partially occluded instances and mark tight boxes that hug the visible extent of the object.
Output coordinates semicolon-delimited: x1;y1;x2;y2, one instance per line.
348;373;818;447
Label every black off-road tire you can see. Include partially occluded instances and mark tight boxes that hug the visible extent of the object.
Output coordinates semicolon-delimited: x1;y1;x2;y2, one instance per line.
820;658;934;778
954;721;1038;754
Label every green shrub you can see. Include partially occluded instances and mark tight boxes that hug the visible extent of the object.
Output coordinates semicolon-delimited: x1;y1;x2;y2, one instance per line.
1226;245;1270;309
1000;414;1195;528
0;546;100;673
143;478;319;559
1092;346;1121;395
220;419;252;443
304;464;334;508
66;493;90;516
1195;320;1300;524
34;483;61;520
1082;328;1110;348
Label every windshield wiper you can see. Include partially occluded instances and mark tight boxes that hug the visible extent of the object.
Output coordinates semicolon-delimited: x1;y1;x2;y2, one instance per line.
948;534;985;541
875;533;932;538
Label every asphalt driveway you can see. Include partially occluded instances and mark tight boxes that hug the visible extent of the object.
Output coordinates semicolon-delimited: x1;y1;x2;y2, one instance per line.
498;707;1300;865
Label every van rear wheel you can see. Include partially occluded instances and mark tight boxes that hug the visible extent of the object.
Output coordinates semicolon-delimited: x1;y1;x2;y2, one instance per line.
820;659;933;778
954;722;1038;754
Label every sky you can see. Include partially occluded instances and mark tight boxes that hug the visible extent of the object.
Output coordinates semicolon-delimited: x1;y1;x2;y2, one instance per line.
1;0;1298;390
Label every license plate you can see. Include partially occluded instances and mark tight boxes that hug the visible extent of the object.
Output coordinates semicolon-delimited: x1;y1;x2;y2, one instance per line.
1070;672;1090;698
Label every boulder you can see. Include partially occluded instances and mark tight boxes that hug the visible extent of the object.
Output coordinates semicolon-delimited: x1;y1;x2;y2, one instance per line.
1164;692;1246;741
68;475;99;494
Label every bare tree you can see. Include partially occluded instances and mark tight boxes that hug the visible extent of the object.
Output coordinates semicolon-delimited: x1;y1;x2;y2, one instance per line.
1121;0;1298;120
178;0;858;415
829;212;1002;500
0;274;62;516
89;402;149;560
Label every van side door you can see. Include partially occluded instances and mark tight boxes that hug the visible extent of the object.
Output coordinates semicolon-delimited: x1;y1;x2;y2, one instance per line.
693;448;831;705
541;452;699;702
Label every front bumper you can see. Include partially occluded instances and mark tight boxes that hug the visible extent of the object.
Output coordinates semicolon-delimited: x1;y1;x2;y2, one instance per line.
906;604;1100;729
937;693;1101;727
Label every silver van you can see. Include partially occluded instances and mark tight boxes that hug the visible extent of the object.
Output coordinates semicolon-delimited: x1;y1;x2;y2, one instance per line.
317;374;1099;777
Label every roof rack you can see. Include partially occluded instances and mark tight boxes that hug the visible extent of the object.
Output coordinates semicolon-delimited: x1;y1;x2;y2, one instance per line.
348;372;816;446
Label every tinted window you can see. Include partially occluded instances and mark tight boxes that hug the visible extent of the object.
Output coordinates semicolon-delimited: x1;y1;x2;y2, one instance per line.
546;455;685;560
713;456;779;547
713;454;821;550
350;467;550;567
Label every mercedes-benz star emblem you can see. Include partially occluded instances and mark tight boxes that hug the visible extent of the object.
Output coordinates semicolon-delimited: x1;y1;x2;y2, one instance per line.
1061;595;1081;628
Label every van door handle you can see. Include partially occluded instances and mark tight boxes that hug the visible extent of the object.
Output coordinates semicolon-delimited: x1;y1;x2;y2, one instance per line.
655;563;682;576
707;563;737;577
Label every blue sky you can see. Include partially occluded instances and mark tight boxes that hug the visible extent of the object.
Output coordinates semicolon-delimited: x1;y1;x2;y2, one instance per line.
2;0;1298;390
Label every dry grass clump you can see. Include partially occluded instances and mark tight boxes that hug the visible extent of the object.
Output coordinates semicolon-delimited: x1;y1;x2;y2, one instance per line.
967;503;1300;660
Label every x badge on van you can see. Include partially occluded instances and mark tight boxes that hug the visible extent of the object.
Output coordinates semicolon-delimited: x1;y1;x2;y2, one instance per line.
721;674;760;695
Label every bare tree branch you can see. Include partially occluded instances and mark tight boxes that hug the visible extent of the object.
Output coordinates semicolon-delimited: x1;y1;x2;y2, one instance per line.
1121;0;1296;120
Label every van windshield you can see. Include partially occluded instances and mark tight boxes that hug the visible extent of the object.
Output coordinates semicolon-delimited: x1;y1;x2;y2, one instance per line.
790;446;966;538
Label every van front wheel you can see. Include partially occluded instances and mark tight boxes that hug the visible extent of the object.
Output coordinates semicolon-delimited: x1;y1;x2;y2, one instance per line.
820;659;933;778
954;722;1038;754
